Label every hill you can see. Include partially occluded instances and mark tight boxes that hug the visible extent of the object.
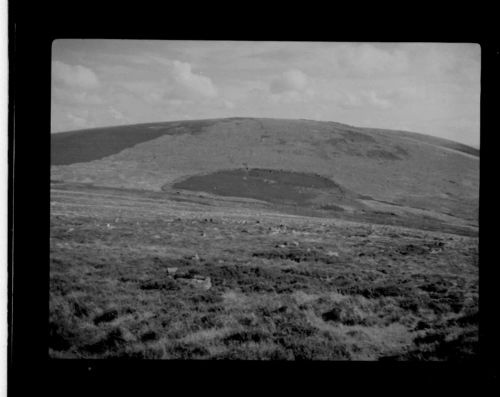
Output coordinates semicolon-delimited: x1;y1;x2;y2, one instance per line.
51;117;479;233
50;117;479;359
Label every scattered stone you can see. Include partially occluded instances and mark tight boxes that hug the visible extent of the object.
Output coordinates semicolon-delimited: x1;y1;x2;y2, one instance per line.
94;309;119;325
181;276;212;290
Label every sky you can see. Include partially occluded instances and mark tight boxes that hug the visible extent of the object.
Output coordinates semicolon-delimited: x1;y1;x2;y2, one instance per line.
51;40;481;147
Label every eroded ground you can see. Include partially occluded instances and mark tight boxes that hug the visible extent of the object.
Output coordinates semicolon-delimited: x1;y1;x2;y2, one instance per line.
50;183;478;360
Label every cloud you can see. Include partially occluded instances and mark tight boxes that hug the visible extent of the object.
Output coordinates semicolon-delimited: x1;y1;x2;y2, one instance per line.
52;61;100;89
66;112;91;129
121;60;219;103
268;69;314;103
336;44;409;76
169;60;218;99
52;87;104;105
108;106;125;121
270;69;309;94
337;90;392;110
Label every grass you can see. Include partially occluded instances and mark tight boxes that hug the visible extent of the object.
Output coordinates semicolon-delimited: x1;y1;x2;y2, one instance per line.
51;119;216;165
49;183;478;360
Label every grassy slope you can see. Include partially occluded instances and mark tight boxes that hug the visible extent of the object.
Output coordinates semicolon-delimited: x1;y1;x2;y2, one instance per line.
51;119;217;165
51;118;479;226
50;184;478;360
49;118;479;360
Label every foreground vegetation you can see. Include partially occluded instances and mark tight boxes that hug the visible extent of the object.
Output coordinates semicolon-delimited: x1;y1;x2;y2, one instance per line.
50;184;478;360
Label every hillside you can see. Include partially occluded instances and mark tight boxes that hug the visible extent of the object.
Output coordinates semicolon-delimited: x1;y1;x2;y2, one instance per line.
51;117;479;233
50;117;479;360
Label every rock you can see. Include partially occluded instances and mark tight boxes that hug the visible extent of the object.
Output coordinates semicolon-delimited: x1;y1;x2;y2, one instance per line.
185;276;212;290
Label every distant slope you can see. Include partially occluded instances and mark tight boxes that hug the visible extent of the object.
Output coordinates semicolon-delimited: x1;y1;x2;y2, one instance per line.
51;119;217;165
51;117;479;227
51;117;479;165
365;127;480;157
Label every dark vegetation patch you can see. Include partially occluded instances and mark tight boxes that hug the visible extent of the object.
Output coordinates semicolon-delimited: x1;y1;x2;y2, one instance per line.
375;127;480;157
51;120;215;165
319;204;345;211
93;308;119;325
382;312;478;361
340;130;377;144
252;247;339;265
202;263;318;294
139;278;180;291
446;143;479;157
324;129;409;161
338;283;409;299
394;145;409;157
172;168;346;206
365;149;403;161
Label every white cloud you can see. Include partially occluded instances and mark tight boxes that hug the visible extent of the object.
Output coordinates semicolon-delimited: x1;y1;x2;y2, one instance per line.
337;90;392;110
336;44;409;76
270;69;309;94
169;60;218;99
121;60;219;103
270;89;315;104
52;61;100;89
66;112;90;129
108;106;125;121
52;87;104;105
268;69;314;103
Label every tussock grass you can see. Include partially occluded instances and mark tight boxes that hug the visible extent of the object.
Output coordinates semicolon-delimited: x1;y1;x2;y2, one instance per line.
50;184;478;360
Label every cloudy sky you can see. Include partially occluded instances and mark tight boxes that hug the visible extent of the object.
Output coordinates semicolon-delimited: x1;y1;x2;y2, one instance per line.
51;40;481;147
